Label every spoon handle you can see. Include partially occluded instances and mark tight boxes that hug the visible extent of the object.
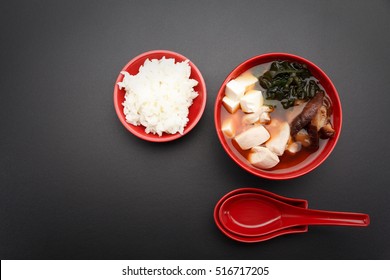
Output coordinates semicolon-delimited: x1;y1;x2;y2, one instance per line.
287;208;370;227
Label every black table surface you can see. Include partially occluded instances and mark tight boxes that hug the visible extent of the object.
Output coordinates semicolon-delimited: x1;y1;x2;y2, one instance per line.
1;0;389;260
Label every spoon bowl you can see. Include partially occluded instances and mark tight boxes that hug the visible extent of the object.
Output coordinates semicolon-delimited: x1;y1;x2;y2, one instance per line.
214;188;309;242
219;193;370;238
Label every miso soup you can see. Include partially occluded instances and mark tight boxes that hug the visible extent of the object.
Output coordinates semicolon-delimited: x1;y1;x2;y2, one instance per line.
220;61;335;172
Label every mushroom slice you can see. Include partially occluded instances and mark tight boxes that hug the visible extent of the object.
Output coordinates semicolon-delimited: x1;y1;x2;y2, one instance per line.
306;124;320;151
319;122;335;139
290;91;325;136
295;129;311;148
311;105;328;131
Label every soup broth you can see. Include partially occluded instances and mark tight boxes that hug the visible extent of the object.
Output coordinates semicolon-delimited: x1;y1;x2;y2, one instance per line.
220;62;332;172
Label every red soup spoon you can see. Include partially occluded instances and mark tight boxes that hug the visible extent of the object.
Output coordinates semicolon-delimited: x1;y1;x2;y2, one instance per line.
219;193;370;238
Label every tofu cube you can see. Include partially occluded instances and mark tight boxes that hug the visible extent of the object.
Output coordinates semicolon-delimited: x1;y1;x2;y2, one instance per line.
240;90;263;113
234;125;270;150
222;96;240;114
243;106;272;125
222;118;235;138
225;79;245;101
259;112;271;124
242;112;260;125
235;72;258;91
286;141;302;154
248;146;280;169
265;121;290;156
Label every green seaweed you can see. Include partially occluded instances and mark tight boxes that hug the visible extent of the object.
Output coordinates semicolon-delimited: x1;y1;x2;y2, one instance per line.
259;61;320;109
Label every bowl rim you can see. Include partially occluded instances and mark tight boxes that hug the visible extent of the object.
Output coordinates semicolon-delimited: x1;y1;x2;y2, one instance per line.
113;49;207;142
214;52;342;180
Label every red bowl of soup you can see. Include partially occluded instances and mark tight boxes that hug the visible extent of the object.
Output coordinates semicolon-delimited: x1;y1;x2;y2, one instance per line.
114;50;207;142
214;53;342;180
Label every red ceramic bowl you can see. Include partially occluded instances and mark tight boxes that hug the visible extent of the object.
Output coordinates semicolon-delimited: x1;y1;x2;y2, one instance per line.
114;50;207;142
214;53;342;180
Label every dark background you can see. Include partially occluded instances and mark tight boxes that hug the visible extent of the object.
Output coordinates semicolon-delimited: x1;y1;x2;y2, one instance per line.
1;0;389;259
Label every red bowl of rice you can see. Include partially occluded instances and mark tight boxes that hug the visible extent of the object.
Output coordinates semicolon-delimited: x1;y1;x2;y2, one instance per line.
114;50;207;142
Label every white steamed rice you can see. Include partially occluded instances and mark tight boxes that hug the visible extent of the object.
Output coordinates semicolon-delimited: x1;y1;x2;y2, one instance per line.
117;57;199;136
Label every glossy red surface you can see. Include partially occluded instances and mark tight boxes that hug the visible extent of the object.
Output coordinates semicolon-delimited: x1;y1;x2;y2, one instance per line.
213;188;309;243
114;50;207;142
214;53;342;179
218;192;369;239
